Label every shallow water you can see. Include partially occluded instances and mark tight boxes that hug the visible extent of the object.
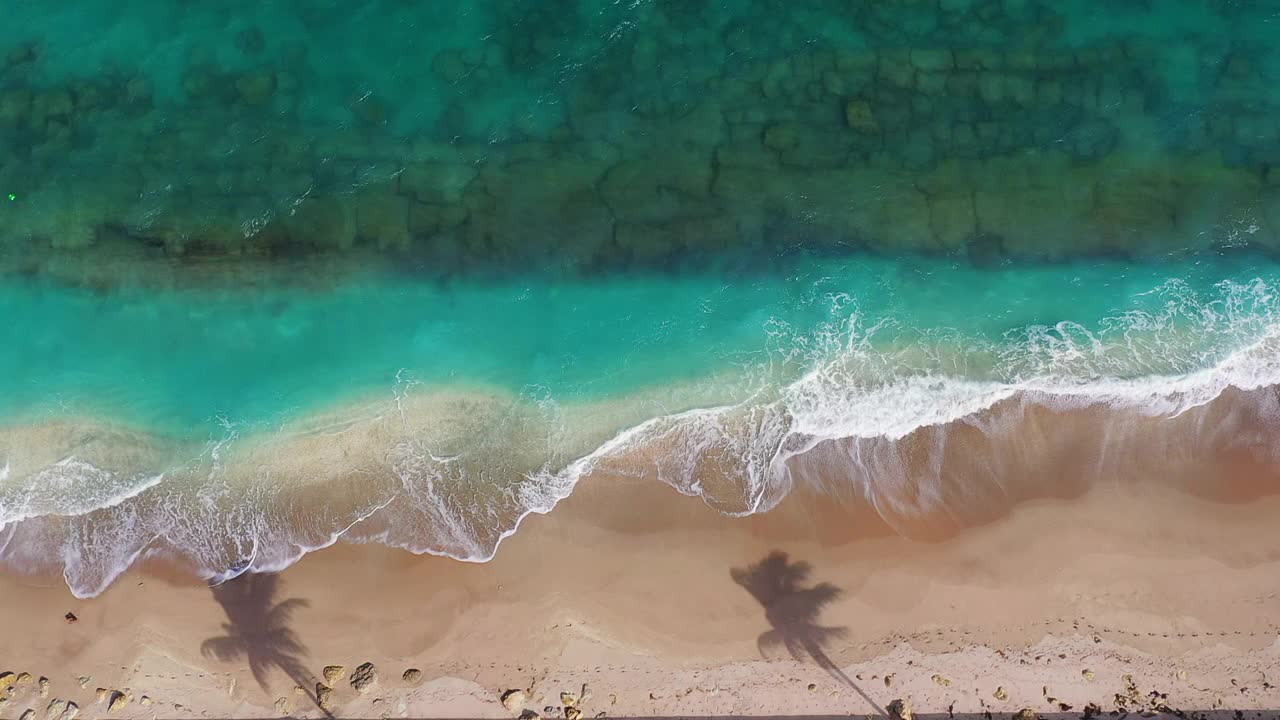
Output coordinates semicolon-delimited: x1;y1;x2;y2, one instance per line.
3;1;1280;596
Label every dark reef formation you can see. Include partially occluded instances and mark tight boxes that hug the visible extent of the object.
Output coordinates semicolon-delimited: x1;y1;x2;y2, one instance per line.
1;0;1279;285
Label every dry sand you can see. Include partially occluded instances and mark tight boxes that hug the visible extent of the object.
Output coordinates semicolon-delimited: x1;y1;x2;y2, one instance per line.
1;476;1278;719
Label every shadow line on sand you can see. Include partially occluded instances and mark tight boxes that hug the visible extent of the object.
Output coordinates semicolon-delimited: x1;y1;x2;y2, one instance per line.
201;572;331;718
732;550;888;718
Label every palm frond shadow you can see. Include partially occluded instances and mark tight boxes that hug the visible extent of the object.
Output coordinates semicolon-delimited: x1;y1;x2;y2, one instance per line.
202;573;331;718
732;551;887;718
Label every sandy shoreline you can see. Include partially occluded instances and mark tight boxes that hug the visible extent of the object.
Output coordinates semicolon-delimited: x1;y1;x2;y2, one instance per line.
2;475;1279;719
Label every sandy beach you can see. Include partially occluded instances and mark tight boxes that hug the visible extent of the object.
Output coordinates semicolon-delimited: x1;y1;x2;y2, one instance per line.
2;473;1278;719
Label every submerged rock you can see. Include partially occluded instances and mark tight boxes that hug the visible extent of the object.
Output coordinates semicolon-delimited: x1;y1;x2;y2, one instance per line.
845;99;879;134
236;71;277;105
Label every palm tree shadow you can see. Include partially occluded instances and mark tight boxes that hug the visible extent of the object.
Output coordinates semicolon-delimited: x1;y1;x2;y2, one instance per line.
202;573;331;718
732;551;887;718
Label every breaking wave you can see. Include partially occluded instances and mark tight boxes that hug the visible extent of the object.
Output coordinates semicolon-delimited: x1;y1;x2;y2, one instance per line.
2;275;1280;597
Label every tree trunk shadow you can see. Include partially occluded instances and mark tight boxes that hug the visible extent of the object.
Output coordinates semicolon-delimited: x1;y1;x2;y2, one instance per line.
732;551;887;718
201;572;332;718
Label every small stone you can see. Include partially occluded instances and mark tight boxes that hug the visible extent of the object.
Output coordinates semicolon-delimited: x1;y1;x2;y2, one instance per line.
501;688;527;712
64;613;77;623
0;673;14;693
1013;709;1038;720
58;701;79;720
883;673;895;687
316;683;334;711
38;677;49;697
931;674;952;687
1082;669;1095;681
561;691;579;708
95;688;109;704
107;690;131;713
19;709;34;720
77;677;90;688
350;662;378;694
15;673;32;685
994;687;1009;701
808;683;817;691
323;666;346;684
140;696;152;706
887;698;912;720
402;668;423;684
274;697;291;715
565;709;582;720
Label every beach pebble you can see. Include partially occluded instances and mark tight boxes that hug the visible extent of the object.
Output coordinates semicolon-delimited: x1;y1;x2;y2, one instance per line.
315;683;334;711
888;698;912;720
1082;669;1095;680
322;665;346;684
350;662;378;694
107;690;131;713
501;688;527;712
993;687;1009;701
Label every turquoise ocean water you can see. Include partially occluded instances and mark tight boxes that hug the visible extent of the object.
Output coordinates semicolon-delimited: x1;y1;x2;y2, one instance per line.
2;1;1280;596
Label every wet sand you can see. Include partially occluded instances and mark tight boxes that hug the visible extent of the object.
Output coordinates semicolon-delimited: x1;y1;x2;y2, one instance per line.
2;472;1278;719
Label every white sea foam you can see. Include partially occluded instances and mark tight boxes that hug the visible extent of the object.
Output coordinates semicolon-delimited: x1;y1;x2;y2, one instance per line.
2;276;1280;596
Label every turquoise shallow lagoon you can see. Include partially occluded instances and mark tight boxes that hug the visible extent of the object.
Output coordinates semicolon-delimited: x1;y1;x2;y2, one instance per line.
3;252;1278;435
3;0;1280;595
